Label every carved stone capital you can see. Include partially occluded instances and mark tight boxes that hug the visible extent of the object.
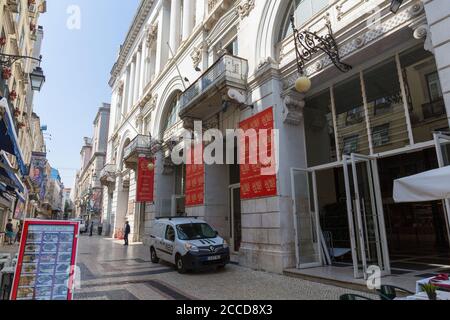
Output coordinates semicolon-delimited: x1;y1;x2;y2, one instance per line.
237;0;255;19
182;117;197;131
283;92;306;126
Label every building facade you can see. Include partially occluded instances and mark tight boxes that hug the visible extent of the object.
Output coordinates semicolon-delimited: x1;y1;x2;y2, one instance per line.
0;0;47;235
103;0;450;277
73;104;111;225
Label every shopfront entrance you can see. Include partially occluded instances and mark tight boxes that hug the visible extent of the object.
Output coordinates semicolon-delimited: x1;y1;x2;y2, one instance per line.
292;144;450;279
292;153;390;279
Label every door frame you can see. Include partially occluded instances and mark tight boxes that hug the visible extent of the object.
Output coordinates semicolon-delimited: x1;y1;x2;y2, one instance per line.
343;154;391;279
434;132;450;247
229;183;241;254
290;168;323;269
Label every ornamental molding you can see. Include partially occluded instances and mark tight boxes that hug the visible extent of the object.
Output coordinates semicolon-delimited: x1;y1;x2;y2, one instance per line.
237;0;255;19
282;3;426;90
146;24;158;47
283;91;305;126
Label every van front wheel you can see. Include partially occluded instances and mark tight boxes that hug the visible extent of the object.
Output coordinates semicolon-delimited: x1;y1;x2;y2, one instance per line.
176;255;187;274
150;247;159;264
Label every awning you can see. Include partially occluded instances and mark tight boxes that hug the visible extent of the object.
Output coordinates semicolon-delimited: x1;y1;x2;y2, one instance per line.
393;166;450;203
0;96;27;176
0;151;26;199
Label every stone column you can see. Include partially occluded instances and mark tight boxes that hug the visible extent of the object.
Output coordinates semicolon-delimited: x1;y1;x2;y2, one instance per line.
128;58;136;109
135;49;142;102
140;40;147;95
195;0;205;26
169;0;182;54
182;0;195;42
122;67;130;115
156;3;170;74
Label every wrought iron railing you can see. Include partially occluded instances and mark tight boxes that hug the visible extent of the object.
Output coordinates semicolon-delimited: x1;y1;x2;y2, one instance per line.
123;135;151;160
180;54;248;111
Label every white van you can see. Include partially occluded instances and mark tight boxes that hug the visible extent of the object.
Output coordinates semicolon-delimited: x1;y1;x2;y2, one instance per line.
149;217;230;273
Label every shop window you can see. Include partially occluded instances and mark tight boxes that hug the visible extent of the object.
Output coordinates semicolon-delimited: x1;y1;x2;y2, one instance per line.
304;89;337;167
343;135;359;155
400;46;447;143
372;124;390;147
334;75;369;155
364;58;409;153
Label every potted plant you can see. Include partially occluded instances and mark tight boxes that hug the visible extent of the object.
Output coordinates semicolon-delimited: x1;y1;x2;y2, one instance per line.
9;90;17;101
2;67;12;80
421;283;438;300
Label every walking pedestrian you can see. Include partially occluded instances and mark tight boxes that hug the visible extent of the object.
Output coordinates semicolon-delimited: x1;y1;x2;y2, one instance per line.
89;221;94;237
124;221;131;246
5;219;14;245
14;221;23;244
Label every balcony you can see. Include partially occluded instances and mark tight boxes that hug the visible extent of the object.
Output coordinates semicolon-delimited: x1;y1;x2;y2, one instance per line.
179;54;248;120
422;98;446;120
99;163;117;186
123;135;152;169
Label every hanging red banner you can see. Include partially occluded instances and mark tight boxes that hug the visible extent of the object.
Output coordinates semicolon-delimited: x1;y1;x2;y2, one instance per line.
185;143;204;207
239;107;277;200
136;157;155;203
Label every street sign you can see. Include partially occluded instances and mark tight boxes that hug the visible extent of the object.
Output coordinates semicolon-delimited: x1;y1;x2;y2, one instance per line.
10;219;80;300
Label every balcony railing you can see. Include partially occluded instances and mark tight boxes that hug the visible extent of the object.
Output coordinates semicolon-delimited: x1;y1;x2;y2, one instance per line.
123;135;152;165
422;98;446;120
180;54;248;114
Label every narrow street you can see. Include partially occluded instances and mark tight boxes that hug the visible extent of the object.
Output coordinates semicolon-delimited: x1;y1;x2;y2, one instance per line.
74;236;372;300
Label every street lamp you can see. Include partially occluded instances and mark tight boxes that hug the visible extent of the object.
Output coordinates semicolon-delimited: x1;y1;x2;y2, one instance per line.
1;53;46;92
390;0;404;14
30;65;46;91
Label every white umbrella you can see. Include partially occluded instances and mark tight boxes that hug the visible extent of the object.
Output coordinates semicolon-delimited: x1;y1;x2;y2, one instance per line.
394;166;450;203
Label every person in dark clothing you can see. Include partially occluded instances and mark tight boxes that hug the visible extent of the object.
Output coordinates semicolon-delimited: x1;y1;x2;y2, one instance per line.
124;221;131;246
5;219;14;245
89;221;94;237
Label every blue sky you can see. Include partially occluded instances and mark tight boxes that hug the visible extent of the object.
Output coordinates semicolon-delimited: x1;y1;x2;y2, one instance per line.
33;0;140;188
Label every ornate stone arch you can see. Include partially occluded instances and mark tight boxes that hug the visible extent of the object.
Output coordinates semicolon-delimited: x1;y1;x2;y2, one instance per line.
116;130;132;172
153;77;184;139
255;0;292;64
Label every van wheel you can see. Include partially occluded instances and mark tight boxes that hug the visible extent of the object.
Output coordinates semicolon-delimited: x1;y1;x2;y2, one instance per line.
150;247;159;264
176;255;187;274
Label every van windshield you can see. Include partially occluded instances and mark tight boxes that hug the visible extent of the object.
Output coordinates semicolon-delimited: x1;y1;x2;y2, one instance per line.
176;223;216;240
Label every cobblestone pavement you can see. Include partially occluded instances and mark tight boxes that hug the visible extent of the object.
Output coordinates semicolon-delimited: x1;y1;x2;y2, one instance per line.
74;236;376;300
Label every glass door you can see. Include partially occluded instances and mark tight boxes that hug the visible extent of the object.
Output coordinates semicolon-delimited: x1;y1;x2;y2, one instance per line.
343;154;391;279
291;168;322;268
229;184;241;253
434;132;450;246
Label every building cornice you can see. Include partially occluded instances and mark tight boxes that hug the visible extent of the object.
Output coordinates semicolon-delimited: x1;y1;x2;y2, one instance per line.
109;0;155;88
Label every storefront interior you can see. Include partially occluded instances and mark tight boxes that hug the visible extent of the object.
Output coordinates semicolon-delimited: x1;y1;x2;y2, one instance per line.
297;44;450;278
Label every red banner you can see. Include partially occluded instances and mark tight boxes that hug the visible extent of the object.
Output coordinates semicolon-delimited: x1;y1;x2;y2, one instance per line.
185;143;204;207
136;157;155;203
239;107;277;200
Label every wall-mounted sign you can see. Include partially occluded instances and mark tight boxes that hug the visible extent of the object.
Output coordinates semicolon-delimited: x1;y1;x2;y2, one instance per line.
136;157;155;203
239;107;277;200
10;220;80;301
185;144;204;207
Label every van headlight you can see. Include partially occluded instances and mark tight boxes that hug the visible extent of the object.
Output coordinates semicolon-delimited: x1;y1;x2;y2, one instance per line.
223;240;229;249
185;243;199;252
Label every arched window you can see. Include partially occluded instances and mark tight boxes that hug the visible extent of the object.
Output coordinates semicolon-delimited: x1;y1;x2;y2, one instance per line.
163;93;181;133
278;0;329;42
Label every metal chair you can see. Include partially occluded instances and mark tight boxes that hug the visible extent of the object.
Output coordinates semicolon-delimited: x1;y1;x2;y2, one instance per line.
340;294;373;300
376;285;414;300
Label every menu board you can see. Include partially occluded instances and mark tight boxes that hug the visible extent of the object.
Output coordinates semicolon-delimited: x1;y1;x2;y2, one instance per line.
10;220;79;301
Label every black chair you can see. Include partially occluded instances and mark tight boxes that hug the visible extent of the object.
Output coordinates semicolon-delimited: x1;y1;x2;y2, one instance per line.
376;285;414;300
340;294;373;300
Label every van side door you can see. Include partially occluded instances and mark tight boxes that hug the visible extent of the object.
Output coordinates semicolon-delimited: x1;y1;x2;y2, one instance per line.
162;225;176;263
